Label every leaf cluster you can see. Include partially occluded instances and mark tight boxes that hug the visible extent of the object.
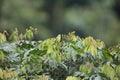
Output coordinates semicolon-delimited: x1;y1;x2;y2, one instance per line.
0;30;120;80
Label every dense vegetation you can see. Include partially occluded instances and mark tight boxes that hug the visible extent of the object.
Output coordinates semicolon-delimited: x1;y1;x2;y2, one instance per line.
0;28;120;80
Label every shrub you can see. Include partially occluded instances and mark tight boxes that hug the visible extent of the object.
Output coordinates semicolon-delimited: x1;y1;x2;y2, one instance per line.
0;28;120;80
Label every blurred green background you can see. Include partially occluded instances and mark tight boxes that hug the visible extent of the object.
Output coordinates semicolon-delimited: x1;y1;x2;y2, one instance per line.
0;0;120;46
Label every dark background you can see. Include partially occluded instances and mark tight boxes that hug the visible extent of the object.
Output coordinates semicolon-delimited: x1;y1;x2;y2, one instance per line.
0;0;120;46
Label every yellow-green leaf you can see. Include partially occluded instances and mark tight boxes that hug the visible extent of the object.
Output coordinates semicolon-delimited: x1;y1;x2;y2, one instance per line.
25;29;33;40
39;75;48;80
79;64;92;74
102;64;116;80
9;28;19;42
84;45;97;56
0;68;3;79
66;76;80;80
0;33;6;43
0;50;4;62
56;34;61;42
115;65;120;77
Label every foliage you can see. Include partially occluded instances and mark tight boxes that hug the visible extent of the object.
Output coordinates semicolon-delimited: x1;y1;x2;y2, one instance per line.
0;29;120;80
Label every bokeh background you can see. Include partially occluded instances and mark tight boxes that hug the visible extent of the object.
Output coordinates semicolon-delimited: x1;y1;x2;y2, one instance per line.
0;0;120;46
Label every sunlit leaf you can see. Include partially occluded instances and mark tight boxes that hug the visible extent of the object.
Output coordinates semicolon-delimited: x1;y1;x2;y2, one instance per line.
9;28;19;42
0;68;3;79
24;29;34;40
102;64;116;80
66;76;80;80
0;50;4;62
0;33;6;43
115;65;120;77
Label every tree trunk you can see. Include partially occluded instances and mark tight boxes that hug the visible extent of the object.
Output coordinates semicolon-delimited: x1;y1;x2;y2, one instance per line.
0;0;4;31
0;0;4;20
44;0;65;35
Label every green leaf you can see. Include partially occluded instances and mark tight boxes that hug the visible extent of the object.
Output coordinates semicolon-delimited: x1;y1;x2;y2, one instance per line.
39;75;49;80
25;29;34;40
0;50;4;62
102;48;112;61
0;33;6;43
79;64;92;75
84;45;97;56
9;28;19;42
66;32;77;41
66;76;80;80
29;49;45;56
0;68;3;79
102;64;116;79
56;34;61;42
71;45;83;55
115;65;120;78
56;53;61;63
